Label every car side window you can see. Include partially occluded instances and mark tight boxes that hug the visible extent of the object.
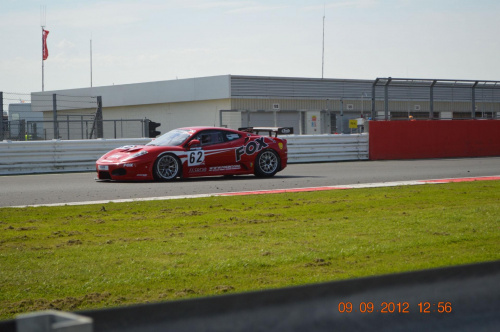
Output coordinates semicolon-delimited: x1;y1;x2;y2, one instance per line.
195;131;225;146
191;130;242;147
225;132;241;141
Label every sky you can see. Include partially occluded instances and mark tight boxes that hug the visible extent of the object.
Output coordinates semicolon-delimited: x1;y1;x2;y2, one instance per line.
1;0;500;95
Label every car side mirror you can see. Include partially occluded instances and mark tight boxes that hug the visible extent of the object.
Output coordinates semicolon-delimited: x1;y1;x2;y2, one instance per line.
188;139;201;149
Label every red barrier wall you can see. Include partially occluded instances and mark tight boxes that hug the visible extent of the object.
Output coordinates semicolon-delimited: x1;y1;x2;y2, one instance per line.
369;120;500;160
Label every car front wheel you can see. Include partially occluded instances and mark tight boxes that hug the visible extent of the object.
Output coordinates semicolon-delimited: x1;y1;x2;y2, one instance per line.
254;149;280;177
154;154;181;181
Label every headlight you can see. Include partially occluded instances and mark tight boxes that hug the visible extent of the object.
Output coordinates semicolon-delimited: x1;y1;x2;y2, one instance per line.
124;150;148;161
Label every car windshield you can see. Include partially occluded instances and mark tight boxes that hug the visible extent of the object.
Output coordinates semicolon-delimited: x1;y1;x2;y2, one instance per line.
146;129;192;146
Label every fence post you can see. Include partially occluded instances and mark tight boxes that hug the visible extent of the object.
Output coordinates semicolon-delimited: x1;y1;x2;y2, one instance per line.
19;119;26;140
472;81;478;119
96;96;103;138
384;78;391;120
81;115;84;139
66;115;70;140
340;99;344;133
144;118;150;138
52;94;59;139
430;80;436;119
371;79;378;121
0;91;4;140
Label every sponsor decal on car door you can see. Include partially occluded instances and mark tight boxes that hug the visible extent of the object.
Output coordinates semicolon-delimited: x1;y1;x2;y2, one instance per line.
235;137;268;162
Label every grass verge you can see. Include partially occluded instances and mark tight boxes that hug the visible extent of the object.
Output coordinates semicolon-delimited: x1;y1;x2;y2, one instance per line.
1;181;499;320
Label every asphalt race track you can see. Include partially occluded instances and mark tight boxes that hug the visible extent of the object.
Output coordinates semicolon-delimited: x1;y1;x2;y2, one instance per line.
1;157;499;207
1;157;499;331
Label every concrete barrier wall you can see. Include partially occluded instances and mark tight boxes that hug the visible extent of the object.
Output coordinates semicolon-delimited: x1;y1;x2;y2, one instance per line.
0;134;369;175
369;120;500;160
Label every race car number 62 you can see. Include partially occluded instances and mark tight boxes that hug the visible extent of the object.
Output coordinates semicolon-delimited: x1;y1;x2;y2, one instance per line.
188;150;205;166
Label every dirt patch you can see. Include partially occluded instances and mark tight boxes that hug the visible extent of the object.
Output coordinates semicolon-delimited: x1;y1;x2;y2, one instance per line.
174;288;197;297
215;285;235;293
5;292;113;316
304;258;332;267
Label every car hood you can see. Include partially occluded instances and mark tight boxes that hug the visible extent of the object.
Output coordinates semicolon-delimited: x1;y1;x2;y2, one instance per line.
116;145;146;152
98;145;183;163
98;145;151;162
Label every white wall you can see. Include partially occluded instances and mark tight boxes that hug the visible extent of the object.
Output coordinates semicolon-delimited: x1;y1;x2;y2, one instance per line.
101;99;232;134
32;75;231;112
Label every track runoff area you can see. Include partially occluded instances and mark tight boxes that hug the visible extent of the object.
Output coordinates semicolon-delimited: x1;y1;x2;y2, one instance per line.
12;175;500;208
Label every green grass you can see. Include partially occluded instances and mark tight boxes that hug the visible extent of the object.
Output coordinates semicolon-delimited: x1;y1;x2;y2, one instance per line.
1;181;499;320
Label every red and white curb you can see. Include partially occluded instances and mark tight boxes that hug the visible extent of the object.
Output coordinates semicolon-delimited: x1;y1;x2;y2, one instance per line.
10;175;500;208
219;176;500;196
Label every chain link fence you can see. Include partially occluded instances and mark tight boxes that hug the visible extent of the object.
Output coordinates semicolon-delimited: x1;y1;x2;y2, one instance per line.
371;78;500;120
1;92;148;141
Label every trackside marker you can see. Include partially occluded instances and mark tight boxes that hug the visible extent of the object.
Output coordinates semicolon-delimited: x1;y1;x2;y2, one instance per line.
8;175;500;208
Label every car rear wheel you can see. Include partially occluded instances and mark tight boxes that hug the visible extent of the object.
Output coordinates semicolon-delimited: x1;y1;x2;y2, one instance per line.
154;154;181;181
254;149;280;177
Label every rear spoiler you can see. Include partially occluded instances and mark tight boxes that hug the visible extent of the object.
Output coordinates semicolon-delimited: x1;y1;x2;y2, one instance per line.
238;127;294;137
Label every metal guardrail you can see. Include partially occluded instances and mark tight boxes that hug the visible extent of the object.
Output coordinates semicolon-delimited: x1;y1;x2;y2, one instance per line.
0;135;369;176
287;134;368;163
0;138;150;175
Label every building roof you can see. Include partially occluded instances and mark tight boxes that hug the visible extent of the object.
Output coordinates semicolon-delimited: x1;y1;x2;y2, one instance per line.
32;75;232;109
30;75;500;112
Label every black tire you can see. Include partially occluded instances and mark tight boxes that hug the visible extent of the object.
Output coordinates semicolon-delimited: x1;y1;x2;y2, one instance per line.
153;154;181;181
254;149;280;177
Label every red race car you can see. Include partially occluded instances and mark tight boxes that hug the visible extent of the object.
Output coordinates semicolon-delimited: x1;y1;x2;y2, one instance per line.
96;126;291;181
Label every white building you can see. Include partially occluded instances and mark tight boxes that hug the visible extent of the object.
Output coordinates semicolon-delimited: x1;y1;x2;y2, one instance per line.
31;75;500;139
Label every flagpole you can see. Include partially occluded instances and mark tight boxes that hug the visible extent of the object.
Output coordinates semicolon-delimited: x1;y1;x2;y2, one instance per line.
321;4;325;79
41;5;46;91
90;37;93;87
42;27;45;91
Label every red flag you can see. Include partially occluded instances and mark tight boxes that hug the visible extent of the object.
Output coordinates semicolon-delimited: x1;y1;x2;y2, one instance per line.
42;29;49;60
